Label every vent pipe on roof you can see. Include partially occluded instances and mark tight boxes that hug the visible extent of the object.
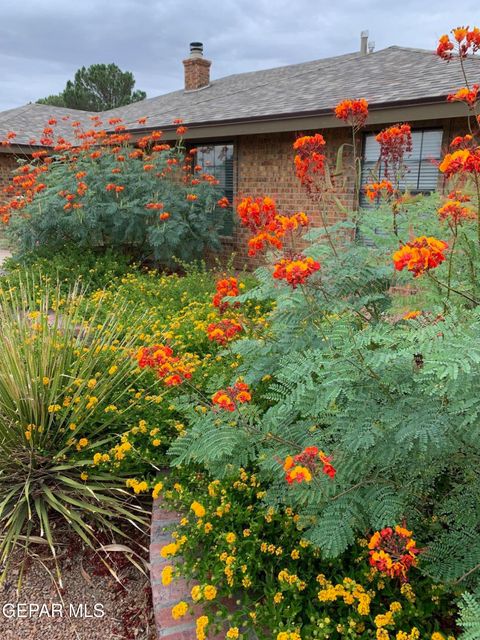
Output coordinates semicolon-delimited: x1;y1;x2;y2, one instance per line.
360;30;369;55
368;41;375;54
183;42;211;91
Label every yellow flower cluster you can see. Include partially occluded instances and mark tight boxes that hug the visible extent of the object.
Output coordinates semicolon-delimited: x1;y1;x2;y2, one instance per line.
191;584;217;602
161;565;173;586
278;569;306;591
191;501;206;518
125;478;148;494
196;615;209;640
277;632;301;640
317;577;372;616
152;481;163;499
171;600;188;620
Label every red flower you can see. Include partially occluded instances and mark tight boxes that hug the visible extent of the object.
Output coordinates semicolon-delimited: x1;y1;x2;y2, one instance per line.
137;345;194;385
293;134;326;188
393;237;448;277
439;148;480;176
273;256;320;288
283;446;336;484
217;196;230;209
176;125;188;135
213;277;239;312
368;525;421;581
447;85;479;108
207;318;243;345
364;180;394;202
237;196;277;231
375;124;412;178
334;98;369;127
438;199;475;223
212;380;251;411
145;202;164;210
437;26;480;60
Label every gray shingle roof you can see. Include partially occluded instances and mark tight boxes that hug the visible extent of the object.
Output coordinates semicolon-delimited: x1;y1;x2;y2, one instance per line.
1;46;479;146
104;46;480;127
0;104;94;146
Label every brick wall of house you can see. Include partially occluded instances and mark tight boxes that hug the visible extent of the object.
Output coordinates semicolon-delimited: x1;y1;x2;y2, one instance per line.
223;117;471;268
0;153;18;199
228;128;354;267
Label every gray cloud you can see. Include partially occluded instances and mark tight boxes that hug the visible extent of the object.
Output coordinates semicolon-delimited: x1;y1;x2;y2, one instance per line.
0;0;478;110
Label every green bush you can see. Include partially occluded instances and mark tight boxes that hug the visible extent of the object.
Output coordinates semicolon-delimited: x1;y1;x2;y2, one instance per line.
3;122;228;264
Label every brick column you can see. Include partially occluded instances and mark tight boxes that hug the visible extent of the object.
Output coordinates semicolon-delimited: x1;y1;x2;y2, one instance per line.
150;498;226;640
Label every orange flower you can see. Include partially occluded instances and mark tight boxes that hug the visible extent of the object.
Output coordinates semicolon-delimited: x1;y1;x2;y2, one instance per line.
375;124;412;177
439;148;480;176
368;525;421;581
217;196;230;208
186;194;198;201
145;202;164;210
159;212;170;220
364;179;394;201
143;164;155;171
393;237;448;277
283;446;335;484
237;196;277;230
293;134;326;188
212;381;251;412
213;277;239;311
447;85;479;108
334;98;369;127
437;26;480;59
176;125;188;135
137;117;148;124
403;311;422;320
273;256;320;288
137;345;194;385
206;318;243;345
438;200;476;223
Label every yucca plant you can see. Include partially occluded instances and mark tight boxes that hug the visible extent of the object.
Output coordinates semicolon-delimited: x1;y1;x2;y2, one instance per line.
0;276;149;586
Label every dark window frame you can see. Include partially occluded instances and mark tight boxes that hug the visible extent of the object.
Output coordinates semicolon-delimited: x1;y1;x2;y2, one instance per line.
189;141;235;238
359;127;443;207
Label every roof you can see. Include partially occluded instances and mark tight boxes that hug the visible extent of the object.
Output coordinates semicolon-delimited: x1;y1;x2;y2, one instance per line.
0;104;94;146
1;46;479;146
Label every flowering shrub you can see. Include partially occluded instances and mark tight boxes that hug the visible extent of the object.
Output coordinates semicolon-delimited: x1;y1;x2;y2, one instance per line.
0;117;227;264
156;471;458;640
160;24;480;638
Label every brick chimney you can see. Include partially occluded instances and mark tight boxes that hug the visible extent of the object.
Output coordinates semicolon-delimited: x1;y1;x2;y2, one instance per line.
183;42;211;91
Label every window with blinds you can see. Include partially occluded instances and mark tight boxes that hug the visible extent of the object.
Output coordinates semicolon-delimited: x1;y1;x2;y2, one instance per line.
359;129;443;207
195;143;234;236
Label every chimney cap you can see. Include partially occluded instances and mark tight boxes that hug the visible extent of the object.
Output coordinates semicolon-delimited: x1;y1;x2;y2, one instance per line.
189;42;204;57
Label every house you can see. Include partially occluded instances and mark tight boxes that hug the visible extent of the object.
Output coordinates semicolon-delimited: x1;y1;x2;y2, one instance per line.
0;34;478;263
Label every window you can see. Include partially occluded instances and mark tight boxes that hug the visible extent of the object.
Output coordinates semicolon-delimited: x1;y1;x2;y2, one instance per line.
360;129;443;207
195;143;234;236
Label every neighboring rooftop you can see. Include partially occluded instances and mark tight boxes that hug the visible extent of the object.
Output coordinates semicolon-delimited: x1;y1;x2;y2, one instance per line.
1;45;479;146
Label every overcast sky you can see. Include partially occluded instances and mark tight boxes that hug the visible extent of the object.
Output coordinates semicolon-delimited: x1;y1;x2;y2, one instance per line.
0;0;478;111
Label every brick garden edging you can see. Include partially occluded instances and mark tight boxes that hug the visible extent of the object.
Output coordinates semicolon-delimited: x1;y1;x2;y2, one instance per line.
150;497;227;640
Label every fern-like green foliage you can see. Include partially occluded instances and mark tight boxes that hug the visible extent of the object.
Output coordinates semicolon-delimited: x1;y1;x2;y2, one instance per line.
458;590;480;640
169;193;480;595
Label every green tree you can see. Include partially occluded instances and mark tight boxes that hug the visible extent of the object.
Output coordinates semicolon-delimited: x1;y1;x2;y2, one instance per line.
37;63;146;111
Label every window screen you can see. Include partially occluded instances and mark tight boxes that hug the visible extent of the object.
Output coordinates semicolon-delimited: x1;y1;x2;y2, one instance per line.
360;129;443;207
195;143;234;236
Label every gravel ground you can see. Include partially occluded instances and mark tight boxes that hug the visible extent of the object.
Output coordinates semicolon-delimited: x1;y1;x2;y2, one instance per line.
0;540;155;640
